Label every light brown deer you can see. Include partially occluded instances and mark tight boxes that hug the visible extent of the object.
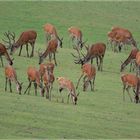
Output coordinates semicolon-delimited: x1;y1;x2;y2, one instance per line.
4;30;37;57
43;23;63;47
68;26;84;49
121;73;139;102
74;43;106;71
5;65;23;94
38;38;61;66
57;77;79;105
0;43;13;67
120;47;139;72
76;63;96;91
24;66;45;96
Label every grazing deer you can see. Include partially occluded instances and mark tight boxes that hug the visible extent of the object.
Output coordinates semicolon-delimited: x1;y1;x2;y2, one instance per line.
136;51;140;76
0;43;13;67
121;73;139;102
5;65;23;94
43;23;63;47
3;30;37;57
76;63;96;91
57;77;79;105
42;65;55;100
24;66;45;96
108;27;137;52
38;38;62;66
68;26;84;49
120;47;139;72
73;43;106;71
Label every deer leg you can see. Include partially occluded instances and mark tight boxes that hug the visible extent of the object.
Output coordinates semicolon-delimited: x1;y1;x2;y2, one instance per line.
18;45;23;56
26;44;29;57
126;86;133;102
27;82;32;95
30;42;35;57
83;80;90;91
96;57;99;70
46;86;49;99
76;74;84;89
67;93;70;104
123;84;126;101
53;53;57;66
5;77;8;91
92;76;96;91
34;82;37;96
49;85;53;101
0;56;4;67
9;79;12;93
59;87;64;103
24;81;32;94
49;53;52;62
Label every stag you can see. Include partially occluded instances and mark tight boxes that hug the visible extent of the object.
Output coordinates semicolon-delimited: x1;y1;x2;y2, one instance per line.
0;43;13;67
73;43;106;71
3;30;37;57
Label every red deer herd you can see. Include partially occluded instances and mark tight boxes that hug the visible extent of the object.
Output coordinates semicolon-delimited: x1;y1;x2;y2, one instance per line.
0;23;140;105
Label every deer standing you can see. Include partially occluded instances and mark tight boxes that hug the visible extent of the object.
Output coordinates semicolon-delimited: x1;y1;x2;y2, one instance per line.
3;30;37;57
121;73;139;102
76;63;96;91
24;66;44;96
43;23;63;47
73;43;106;71
5;65;23;94
57;77;79;105
120;47;139;72
38;38;62;66
0;43;13;67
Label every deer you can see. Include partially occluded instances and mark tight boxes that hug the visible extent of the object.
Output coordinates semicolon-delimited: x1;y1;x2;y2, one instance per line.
24;66;45;96
136;51;140;76
0;43;13;67
5;65;23;94
38;38;62;66
73;43;106;71
68;26;84;49
56;77;79;105
76;63;96;92
43;23;63;47
120;47;139;72
42;65;55;100
108;26;137;52
3;30;37;57
121;73;139;102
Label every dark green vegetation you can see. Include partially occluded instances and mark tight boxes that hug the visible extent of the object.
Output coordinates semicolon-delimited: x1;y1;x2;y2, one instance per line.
0;1;140;139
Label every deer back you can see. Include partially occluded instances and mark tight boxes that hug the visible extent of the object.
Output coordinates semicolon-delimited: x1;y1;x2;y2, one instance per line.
68;27;82;39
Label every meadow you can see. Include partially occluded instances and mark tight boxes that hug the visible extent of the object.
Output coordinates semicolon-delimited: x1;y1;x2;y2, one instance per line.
0;1;140;139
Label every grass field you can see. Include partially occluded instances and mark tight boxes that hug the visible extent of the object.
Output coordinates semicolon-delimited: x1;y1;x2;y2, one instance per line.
0;1;140;139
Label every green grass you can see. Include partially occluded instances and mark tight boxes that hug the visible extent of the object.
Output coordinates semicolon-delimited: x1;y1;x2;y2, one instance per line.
0;1;140;139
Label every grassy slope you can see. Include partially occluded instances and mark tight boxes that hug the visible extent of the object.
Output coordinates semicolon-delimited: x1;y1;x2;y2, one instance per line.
0;1;140;139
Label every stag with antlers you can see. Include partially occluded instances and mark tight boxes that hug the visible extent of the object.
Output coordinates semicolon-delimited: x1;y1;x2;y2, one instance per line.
3;30;37;57
72;43;106;71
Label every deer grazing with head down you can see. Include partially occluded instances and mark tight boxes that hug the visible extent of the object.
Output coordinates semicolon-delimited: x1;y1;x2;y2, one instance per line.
43;23;63;47
0;43;13;67
38;38;62;66
3;30;37;57
24;66;45;96
73;43;106;71
5;65;23;94
121;73;139;102
120;47;139;72
57;77;79;105
108;26;137;52
68;26;85;49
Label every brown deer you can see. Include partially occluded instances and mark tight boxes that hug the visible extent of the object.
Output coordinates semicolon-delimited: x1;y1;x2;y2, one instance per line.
38;38;62;66
76;63;96;91
24;66;45;96
68;26;84;49
0;43;13;67
120;47;139;72
4;30;37;57
108;27;137;52
121;73;139;102
42;65;55;100
5;65;23;94
73;43;106;71
57;77;79;105
43;23;63;47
